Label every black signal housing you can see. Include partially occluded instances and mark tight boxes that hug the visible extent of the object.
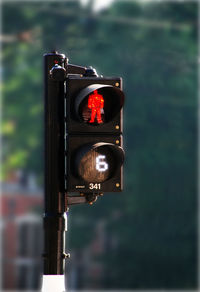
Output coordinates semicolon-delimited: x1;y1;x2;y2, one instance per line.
65;76;124;134
65;75;125;193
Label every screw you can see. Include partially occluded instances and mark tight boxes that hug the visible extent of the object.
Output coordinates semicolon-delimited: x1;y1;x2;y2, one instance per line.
63;253;70;259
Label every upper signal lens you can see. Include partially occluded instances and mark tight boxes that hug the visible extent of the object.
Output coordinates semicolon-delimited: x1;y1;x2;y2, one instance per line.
75;84;124;126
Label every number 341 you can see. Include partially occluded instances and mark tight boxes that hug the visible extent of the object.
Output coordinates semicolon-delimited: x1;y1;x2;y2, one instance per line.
89;183;101;190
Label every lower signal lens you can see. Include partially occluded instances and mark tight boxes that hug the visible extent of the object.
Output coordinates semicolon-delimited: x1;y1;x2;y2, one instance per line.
74;143;124;183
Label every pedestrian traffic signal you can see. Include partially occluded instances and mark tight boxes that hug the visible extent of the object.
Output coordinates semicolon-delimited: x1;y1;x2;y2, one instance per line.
65;75;125;193
43;51;125;280
87;89;104;124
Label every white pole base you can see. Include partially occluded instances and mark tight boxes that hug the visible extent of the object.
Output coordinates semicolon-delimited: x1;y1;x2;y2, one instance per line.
41;275;66;292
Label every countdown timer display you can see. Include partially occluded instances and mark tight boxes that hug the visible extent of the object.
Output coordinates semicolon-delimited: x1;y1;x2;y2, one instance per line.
74;143;124;183
78;149;113;182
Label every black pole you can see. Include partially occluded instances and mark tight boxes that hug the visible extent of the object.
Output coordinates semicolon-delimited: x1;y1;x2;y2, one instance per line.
43;52;67;275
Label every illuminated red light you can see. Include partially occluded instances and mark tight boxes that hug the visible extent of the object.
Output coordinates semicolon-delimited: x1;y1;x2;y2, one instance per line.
88;90;104;124
54;60;59;64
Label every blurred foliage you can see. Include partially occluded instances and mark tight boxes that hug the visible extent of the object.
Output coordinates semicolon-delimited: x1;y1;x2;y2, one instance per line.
2;0;198;289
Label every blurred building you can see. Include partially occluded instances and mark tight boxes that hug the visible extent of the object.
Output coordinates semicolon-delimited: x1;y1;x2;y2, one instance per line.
1;172;43;290
1;172;108;290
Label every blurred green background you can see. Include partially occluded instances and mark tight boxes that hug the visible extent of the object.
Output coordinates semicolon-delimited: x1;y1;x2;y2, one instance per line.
2;0;198;290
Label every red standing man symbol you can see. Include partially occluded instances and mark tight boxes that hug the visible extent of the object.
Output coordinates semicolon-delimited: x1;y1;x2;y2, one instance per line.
88;90;104;124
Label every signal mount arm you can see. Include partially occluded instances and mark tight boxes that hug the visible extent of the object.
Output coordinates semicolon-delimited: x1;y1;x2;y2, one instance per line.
50;63;98;81
66;192;103;207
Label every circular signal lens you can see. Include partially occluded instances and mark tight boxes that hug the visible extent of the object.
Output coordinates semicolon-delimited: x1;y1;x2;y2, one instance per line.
75;84;124;126
74;143;124;183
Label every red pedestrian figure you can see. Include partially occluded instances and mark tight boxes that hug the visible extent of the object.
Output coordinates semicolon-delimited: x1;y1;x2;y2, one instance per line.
88;89;104;124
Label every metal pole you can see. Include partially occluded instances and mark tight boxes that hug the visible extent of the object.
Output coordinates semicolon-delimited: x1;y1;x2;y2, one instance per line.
43;52;67;275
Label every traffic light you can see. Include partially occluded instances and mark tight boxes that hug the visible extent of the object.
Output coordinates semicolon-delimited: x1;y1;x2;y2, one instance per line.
43;51;125;277
65;74;125;193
